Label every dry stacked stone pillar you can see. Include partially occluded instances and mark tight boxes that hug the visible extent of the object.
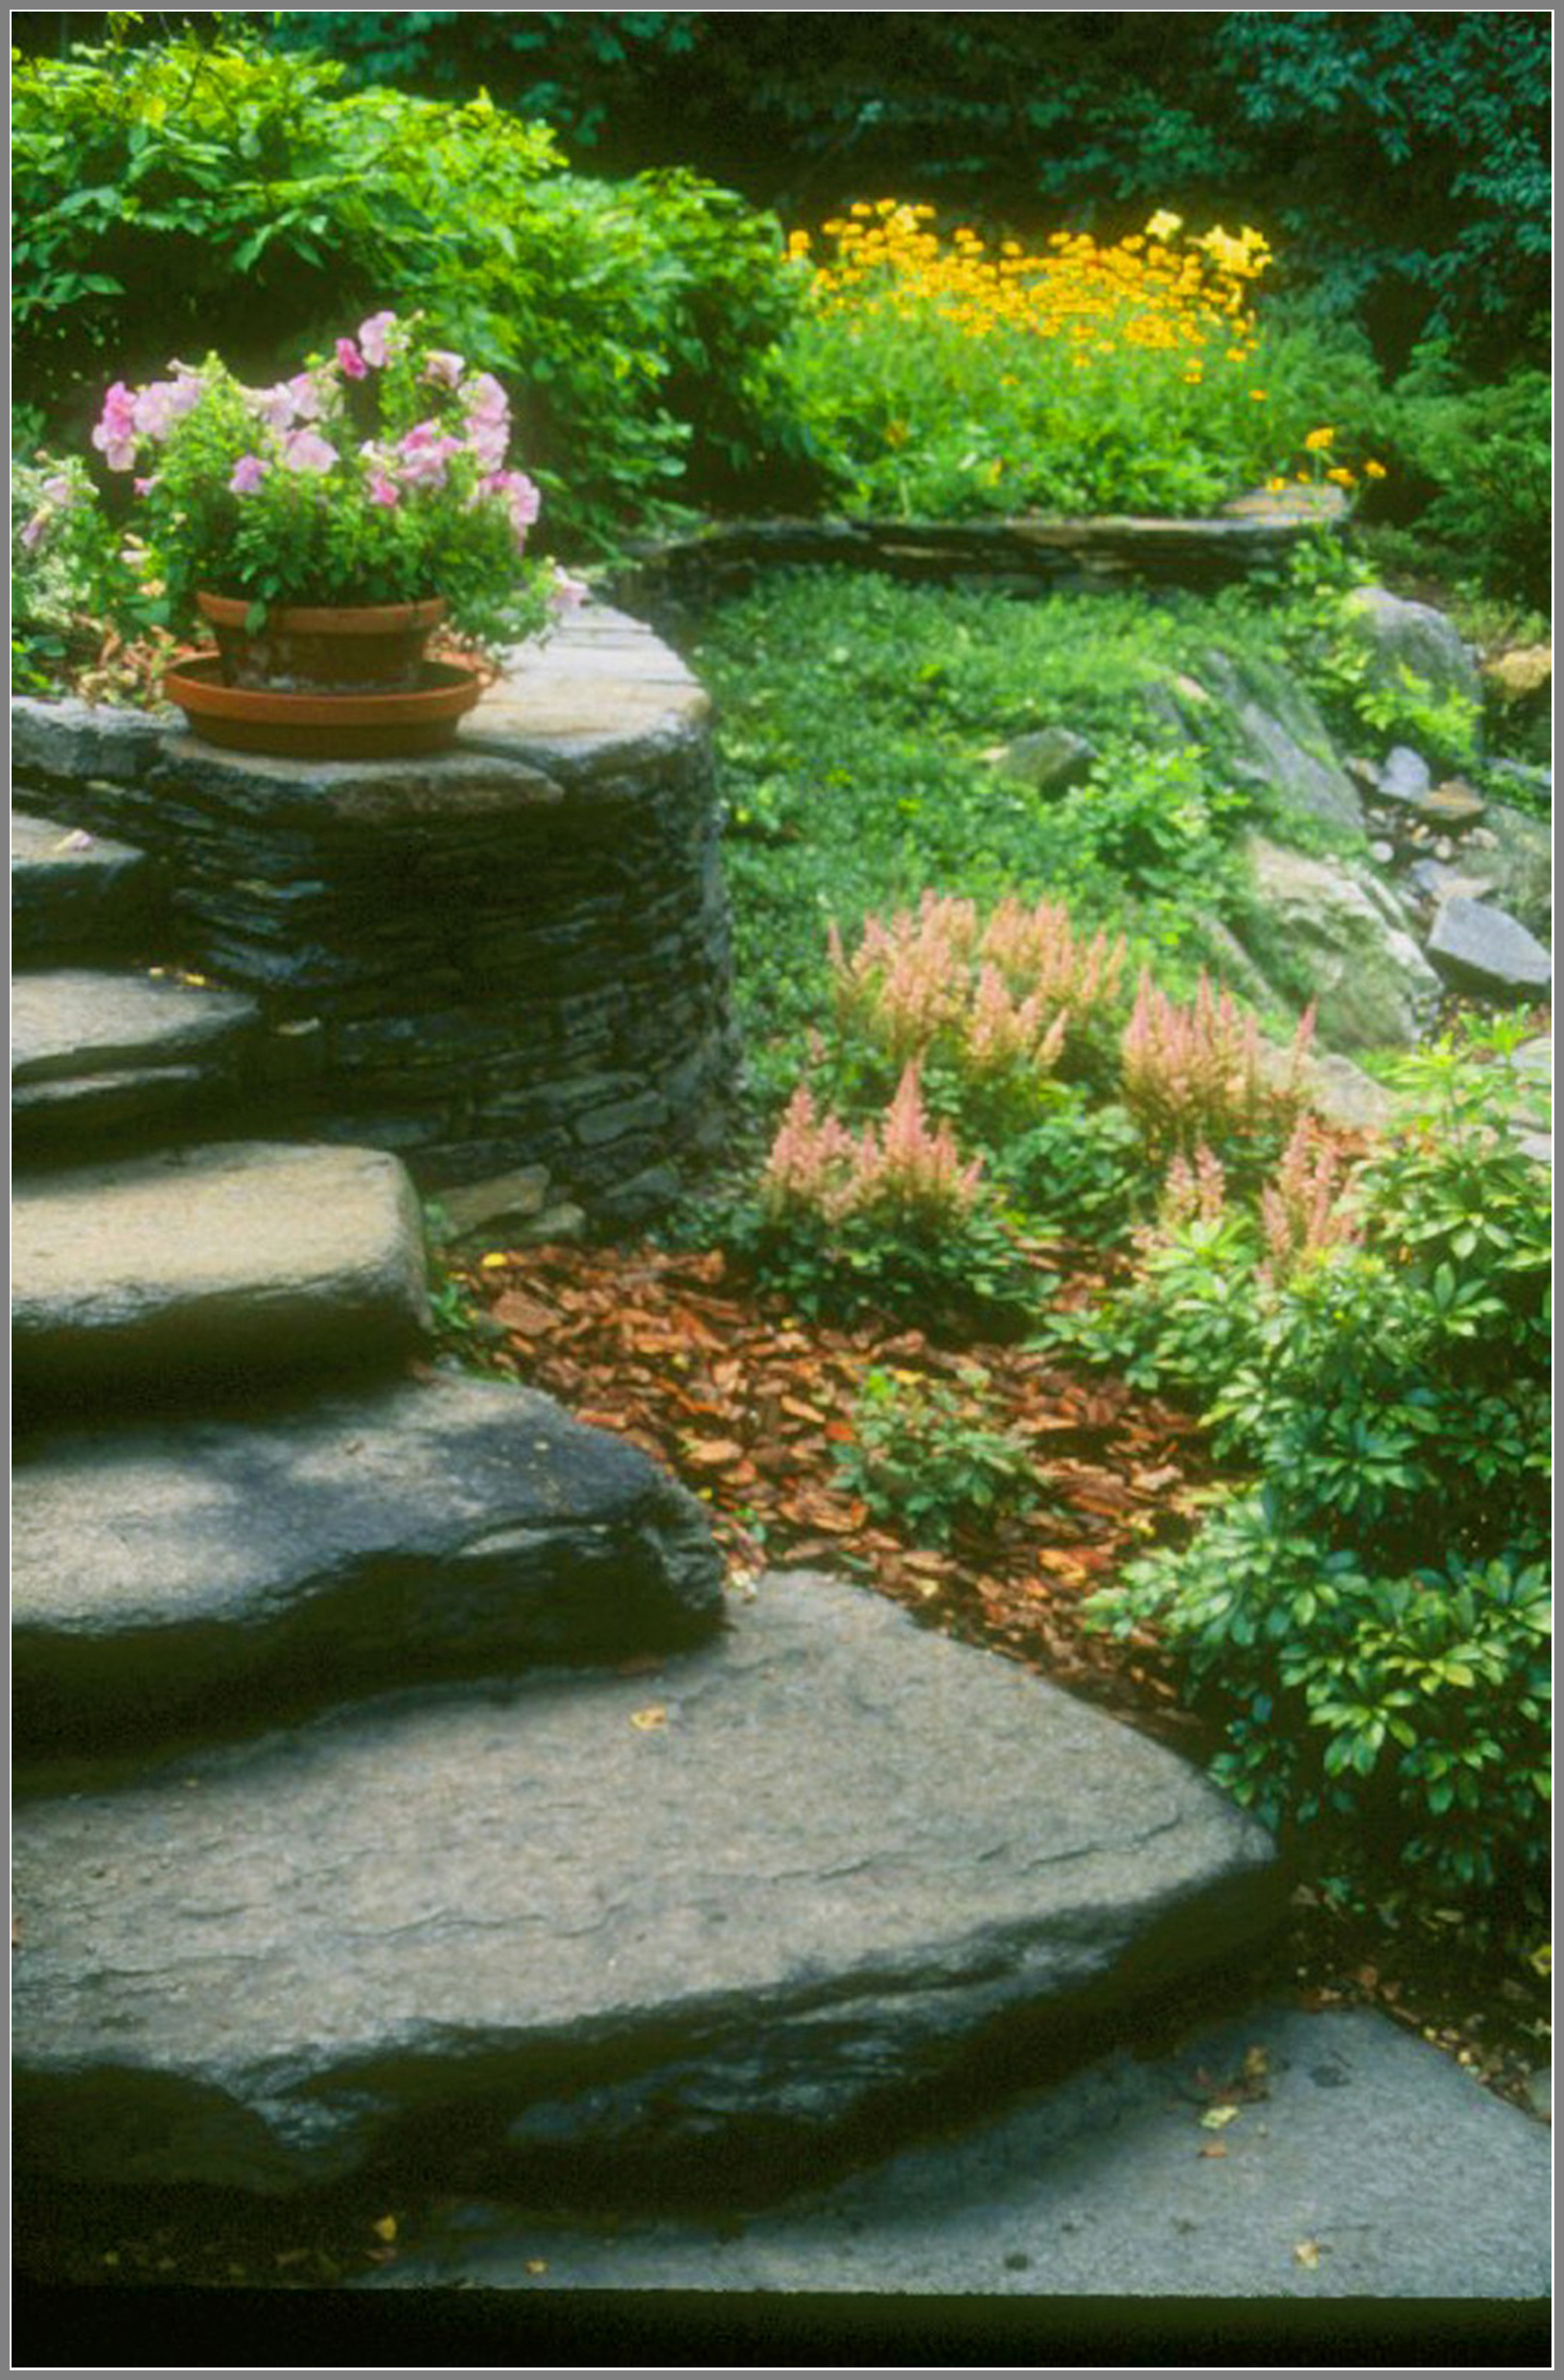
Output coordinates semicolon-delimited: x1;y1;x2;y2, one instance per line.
11;605;737;1231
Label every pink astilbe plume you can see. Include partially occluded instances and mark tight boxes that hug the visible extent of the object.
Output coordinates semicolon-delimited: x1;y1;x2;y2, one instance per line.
860;1062;985;1219
830;894;979;1060
760;1067;983;1229
979;895;1126;1020
1258;1116;1360;1283
1121;971;1311;1151
963;963;1067;1079
759;1084;861;1222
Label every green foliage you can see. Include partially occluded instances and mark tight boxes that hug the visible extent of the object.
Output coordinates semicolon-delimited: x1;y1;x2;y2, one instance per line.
1085;1021;1551;1924
268;12;1551;367
11;29;801;550
11;448;161;692
712;1188;1043;1343
1381;346;1552;611
833;1364;1044;1548
697;570;1308;1097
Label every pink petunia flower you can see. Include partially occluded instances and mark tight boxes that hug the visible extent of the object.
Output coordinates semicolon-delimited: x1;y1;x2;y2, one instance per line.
287;371;327;422
357;311;399;368
90;381;139;472
336;337;368;381
251;384;297;433
131;376;202;442
281;427;340;474
422;348;466;389
229;454;269;495
397;420;464;489
367;471;401;507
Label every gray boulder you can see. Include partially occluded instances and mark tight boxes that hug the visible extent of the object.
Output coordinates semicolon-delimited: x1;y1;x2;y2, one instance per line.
987;727;1098;796
1149;650;1363;832
1426;897;1551;999
1242;837;1442;1050
13;1373;725;1752
1341;585;1483;714
12;1572;1280;2198
1377;745;1432;805
13;1140;430;1410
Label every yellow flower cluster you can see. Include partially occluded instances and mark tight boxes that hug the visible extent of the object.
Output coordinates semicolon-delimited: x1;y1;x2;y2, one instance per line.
796;200;1274;378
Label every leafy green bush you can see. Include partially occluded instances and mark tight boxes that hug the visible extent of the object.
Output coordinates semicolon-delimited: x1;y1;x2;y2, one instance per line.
833;1364;1043;1547
1384;347;1552;611
11;29;800;550
1086;1023;1551;1925
11;448;160;694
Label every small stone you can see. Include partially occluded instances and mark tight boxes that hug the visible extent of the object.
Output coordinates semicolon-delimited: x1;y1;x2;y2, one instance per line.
1433;838;1455;862
1424;777;1486;826
1465;827;1500;851
1369;840;1395;865
987;727;1097;796
1377;746;1433;805
1525;2066;1551;2122
1427;898;1551;999
433;1166;551;1242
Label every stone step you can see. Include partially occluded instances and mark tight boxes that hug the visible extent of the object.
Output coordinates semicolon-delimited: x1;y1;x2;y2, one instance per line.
12;966;260;1155
11;1572;1281;2202
13;1140;430;1414
11;806;164;960
362;1998;1551;2302
13;1374;724;1756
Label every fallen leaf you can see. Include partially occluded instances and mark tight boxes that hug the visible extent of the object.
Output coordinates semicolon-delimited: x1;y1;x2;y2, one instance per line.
525;2259;550;2277
1294;2239;1321;2269
630;1705;668;1731
1199;2104;1241;2130
1198;2142;1228;2159
683;1438;746;1469
372;2214;397;2243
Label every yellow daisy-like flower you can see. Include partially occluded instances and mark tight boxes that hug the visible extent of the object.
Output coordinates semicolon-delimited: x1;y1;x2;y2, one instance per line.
1146;209;1183;241
1249;389;1269;401
1364;459;1387;480
1265;476;1289;493
1303;425;1336;451
1326;466;1357;486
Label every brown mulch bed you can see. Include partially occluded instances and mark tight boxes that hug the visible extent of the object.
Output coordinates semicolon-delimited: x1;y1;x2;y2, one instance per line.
449;1235;1219;1753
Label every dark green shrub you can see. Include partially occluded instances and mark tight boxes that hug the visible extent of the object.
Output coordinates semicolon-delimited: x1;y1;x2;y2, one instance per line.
1086;1022;1551;1926
833;1364;1044;1548
11;30;801;550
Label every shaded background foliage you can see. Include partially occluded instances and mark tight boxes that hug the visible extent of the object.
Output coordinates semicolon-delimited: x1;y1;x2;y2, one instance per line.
17;10;1549;368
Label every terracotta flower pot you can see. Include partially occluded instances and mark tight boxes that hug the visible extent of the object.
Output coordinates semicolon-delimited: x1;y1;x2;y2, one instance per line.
163;653;483;759
195;592;447;693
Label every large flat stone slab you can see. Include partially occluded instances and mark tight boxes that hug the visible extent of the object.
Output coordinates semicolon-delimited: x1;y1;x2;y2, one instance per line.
12;1574;1280;2199
11;808;162;958
13;1374;724;1752
12;1141;430;1410
1426;895;1551;999
12;967;259;1151
367;2001;1551;2300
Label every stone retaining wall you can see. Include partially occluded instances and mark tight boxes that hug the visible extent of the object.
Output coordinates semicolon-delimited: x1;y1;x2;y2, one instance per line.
11;606;736;1231
607;493;1345;633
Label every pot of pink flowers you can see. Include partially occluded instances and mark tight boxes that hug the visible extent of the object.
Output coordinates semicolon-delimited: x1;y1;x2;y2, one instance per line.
91;309;582;756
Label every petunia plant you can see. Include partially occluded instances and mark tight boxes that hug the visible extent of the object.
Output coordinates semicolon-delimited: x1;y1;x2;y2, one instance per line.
89;310;580;646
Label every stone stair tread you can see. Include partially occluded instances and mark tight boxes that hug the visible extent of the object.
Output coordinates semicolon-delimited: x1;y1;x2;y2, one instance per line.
11;806;160;958
13;1373;723;1752
365;1999;1551;2301
12;1140;430;1409
12;965;258;1084
12;1571;1279;2199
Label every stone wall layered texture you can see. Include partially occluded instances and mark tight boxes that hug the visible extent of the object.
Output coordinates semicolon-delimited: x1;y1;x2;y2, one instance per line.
11;607;737;1229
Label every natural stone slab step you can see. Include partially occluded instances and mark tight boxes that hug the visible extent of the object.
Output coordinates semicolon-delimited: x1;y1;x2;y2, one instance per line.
1426;894;1551;999
12;1572;1280;2200
12;967;259;1151
13;1374;724;1754
11;806;162;959
364;2001;1551;2300
12;1141;430;1412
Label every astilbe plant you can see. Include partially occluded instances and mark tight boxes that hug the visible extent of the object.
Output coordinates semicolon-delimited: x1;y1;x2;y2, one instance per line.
761;1062;984;1227
1120;970;1314;1159
1257;1115;1361;1284
829;890;1124;1087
